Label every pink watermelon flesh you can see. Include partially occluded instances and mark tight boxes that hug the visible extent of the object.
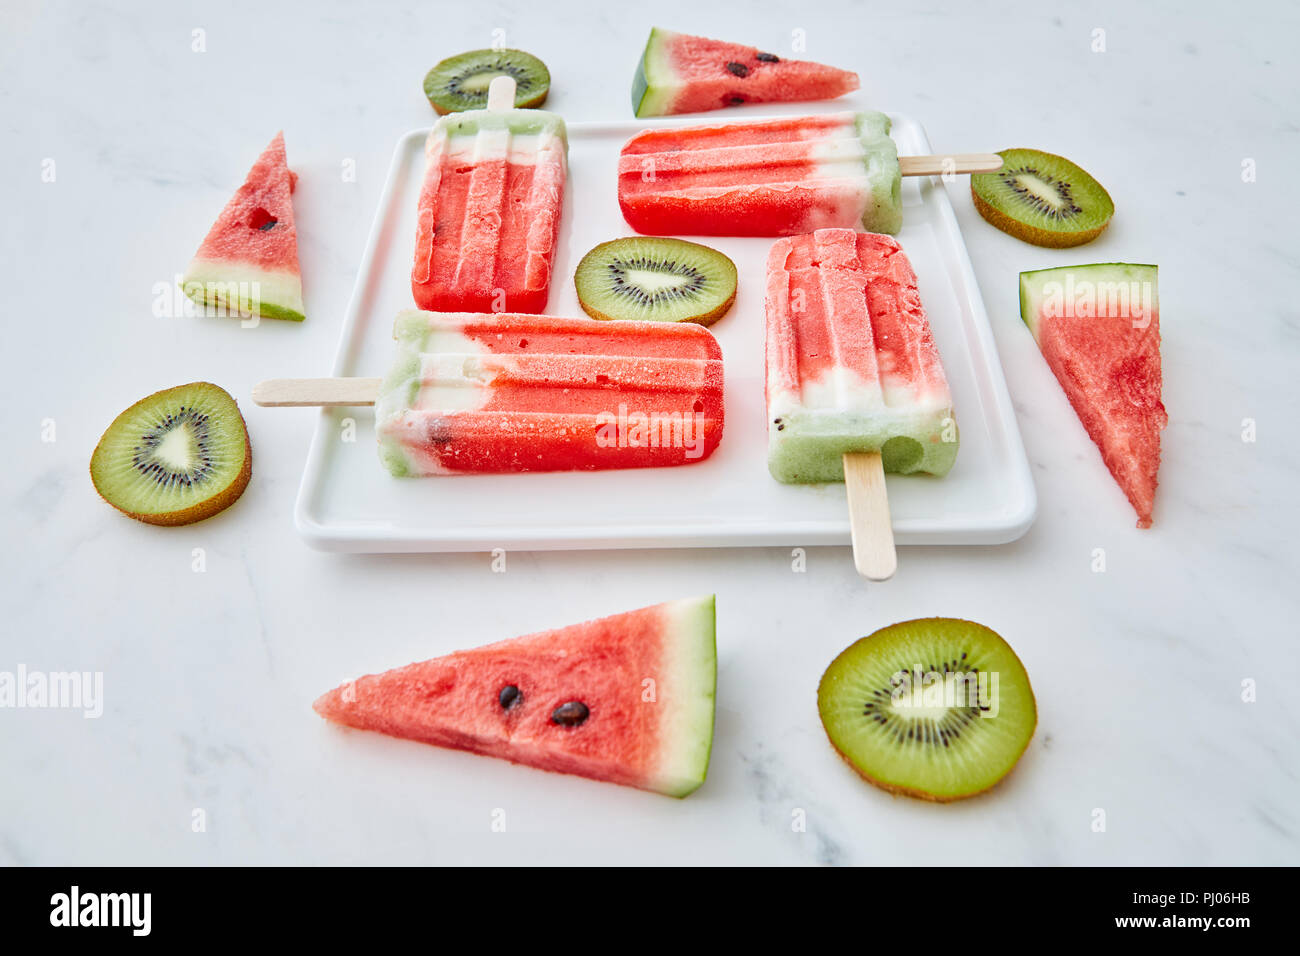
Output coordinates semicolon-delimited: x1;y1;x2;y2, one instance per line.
313;596;716;797
183;132;304;321
1021;265;1166;528
634;28;859;117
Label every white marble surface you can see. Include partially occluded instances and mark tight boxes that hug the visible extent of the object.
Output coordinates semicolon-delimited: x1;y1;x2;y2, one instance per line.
2;0;1296;865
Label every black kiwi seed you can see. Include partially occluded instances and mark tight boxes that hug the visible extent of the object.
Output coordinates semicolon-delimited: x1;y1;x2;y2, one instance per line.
551;701;589;726
999;165;1083;220
726;61;749;77
499;685;521;710
609;256;708;308
755;52;780;62
132;406;217;489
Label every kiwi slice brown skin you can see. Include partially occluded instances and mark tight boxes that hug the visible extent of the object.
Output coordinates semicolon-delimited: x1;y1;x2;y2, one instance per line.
823;719;1035;805
818;618;1037;803
579;292;737;325
90;382;252;527
578;280;736;325
971;148;1114;248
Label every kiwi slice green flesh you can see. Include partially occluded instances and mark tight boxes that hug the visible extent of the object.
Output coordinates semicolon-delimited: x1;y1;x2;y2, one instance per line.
423;49;550;114
574;237;738;325
971;148;1114;248
90;382;251;527
818;618;1037;802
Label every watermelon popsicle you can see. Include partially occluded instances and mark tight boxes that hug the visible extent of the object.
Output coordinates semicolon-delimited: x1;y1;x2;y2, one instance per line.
767;229;957;480
618;112;1000;237
375;311;724;475
766;229;957;579
411;76;566;313
249;310;726;475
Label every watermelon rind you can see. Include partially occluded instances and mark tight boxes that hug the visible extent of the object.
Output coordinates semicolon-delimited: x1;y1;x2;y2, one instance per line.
436;107;569;150
373;311;430;477
182;259;305;322
650;594;717;797
855;112;902;235
1019;263;1158;342
632;28;682;118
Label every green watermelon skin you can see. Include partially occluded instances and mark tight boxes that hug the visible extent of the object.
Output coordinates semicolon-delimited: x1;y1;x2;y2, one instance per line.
183;132;305;322
633;28;859;117
313;596;716;797
1019;264;1165;527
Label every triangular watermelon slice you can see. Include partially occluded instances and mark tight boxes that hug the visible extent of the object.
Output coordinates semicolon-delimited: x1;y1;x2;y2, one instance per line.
314;596;717;797
632;27;859;117
1020;264;1166;527
182;132;305;322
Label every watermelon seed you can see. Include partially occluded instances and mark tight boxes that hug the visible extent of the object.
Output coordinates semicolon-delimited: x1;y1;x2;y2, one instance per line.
551;701;589;726
247;207;277;231
755;52;780;63
499;685;521;710
605;255;708;308
725;61;749;77
426;419;453;444
727;95;746;105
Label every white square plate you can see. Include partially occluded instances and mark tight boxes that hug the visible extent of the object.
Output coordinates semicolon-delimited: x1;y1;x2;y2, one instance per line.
294;115;1035;552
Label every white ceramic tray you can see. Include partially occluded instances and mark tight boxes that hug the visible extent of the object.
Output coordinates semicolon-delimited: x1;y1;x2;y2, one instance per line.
293;115;1036;552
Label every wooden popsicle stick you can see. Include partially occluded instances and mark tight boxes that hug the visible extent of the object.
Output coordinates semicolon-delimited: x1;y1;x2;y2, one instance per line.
252;378;381;407
486;74;516;112
843;452;897;581
899;153;1003;177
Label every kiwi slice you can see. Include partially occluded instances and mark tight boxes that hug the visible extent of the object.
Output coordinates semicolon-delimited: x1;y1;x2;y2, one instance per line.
90;382;252;526
818;618;1036;802
971;148;1114;247
423;49;550;114
574;237;737;325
